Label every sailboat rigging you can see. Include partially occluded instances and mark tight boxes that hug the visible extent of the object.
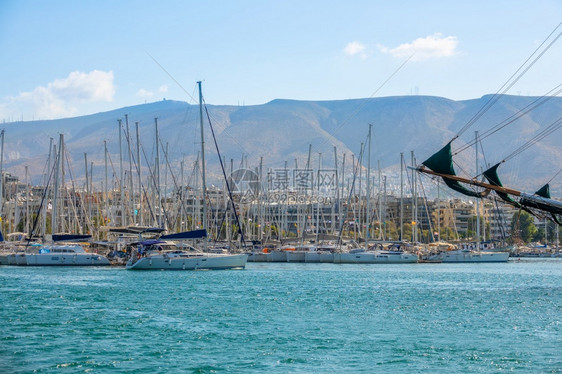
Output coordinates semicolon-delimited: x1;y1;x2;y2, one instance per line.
417;22;562;227
125;81;248;270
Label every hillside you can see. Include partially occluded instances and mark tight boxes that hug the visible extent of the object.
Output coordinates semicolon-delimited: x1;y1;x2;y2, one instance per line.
2;94;561;195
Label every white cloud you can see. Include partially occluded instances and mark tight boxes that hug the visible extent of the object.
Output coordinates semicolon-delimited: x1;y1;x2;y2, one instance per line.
343;41;367;58
50;70;114;101
136;88;154;98
159;85;168;94
0;70;115;120
378;33;458;61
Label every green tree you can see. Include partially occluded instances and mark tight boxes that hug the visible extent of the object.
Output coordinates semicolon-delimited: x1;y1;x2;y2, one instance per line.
511;211;537;243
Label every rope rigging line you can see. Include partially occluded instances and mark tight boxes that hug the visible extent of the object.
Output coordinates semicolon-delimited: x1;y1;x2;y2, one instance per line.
204;100;247;248
546;168;562;185
416;172;435;243
336;139;367;248
454;21;562;139
454;84;562;155
26;150;57;246
63;148;93;235
315;54;414;156
502;116;562;163
145;50;198;104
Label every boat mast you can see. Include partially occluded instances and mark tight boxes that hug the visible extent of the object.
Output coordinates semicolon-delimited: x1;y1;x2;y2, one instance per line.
316;152;322;244
104;140;109;227
437;179;440;242
198;81;208;251
365;125;371;251
25;166;29;235
136;121;142;226
52;134;63;236
381;175;387;240
155;117;161;228
378;159;382;239
0;129;4;224
475;131;481;252
84;153;90;231
411;151;416;243
400;152;404;241
333;146;338;236
125;115;134;225
42;138;54;238
118;119;125;227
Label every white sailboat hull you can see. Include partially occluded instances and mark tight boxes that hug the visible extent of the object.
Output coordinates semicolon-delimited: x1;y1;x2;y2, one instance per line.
304;252;335;263
21;244;110;266
266;250;288;262
25;253;110;266
247;252;268;262
286;251;307;263
432;250;509;263
126;253;248;270
334;251;419;264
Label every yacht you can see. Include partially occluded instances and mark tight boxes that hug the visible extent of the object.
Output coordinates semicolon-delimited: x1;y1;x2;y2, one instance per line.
304;244;336;263
429;248;509;263
286;245;317;263
428;243;509;263
126;83;247;271
125;238;247;270
334;247;419;264
24;244;110;266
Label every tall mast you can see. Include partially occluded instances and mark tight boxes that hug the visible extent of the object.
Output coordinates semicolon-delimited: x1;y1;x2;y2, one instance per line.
400;152;404;241
437;179;441;242
383;175;387;239
118;119;125;227
104;140;109;227
155;117;161;228
475;131;481;251
126;115;134;225
42;137;54;237
84;153;90;231
411;151;416;242
198;81;208;251
25;166;29;235
52;134;63;235
333;146;338;235
0;129;4;222
136;121;142;226
378;159;382;239
316;152;322;244
365;125;372;251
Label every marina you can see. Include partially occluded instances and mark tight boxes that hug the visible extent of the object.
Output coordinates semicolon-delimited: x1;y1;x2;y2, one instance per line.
1;2;561;374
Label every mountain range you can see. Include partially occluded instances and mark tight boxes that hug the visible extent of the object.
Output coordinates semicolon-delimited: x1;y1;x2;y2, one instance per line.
2;94;561;196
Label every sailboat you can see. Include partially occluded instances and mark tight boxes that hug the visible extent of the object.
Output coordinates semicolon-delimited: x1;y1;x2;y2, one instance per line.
125;229;247;270
24;234;110;266
335;125;419;264
126;82;248;270
2;133;111;267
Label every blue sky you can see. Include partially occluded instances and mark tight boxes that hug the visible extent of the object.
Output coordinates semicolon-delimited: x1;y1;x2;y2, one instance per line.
1;0;561;121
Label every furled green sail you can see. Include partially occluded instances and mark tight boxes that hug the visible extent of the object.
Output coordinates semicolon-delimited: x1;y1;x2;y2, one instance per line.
422;142;488;198
534;184;550;198
483;163;519;205
535;185;562;225
483;163;539;217
520;183;562;224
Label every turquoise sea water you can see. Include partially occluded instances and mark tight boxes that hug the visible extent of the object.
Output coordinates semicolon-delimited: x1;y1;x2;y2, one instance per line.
1;259;561;373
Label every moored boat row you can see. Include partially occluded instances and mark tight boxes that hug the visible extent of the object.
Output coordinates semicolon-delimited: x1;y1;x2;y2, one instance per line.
0;243;110;266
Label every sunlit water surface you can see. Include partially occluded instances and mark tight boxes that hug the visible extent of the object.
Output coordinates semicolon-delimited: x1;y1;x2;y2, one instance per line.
1;259;560;373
